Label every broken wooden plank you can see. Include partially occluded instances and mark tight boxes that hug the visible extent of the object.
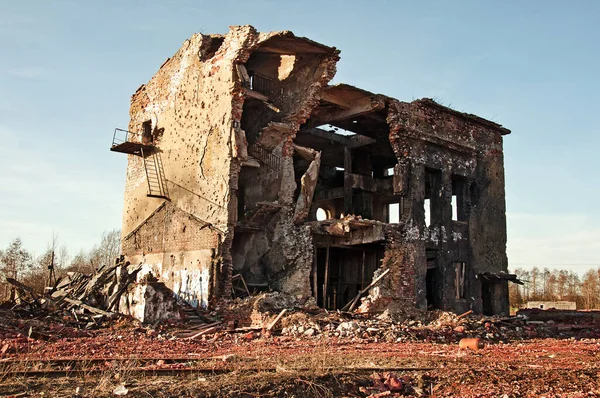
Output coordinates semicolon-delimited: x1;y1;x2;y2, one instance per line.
267;309;288;331
6;278;40;304
62;297;112;316
344;268;391;312
186;326;219;339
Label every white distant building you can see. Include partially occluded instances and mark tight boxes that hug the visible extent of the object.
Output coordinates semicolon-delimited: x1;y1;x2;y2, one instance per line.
525;301;576;310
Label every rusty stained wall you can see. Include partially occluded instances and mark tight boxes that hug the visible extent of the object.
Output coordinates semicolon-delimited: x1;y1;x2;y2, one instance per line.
385;99;509;315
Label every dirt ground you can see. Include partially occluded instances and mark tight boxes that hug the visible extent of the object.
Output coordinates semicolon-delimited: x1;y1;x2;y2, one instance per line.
1;332;599;397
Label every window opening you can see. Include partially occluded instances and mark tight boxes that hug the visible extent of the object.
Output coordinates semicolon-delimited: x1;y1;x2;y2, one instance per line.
451;195;458;221
426;250;441;310
316;208;331;221
142;120;153;145
481;280;494;315
452;175;467;221
424;199;431;227
424;168;441;227
387;202;400;224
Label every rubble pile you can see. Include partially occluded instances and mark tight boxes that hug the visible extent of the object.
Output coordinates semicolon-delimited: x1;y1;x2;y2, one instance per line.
0;258;154;334
257;303;600;343
215;292;600;344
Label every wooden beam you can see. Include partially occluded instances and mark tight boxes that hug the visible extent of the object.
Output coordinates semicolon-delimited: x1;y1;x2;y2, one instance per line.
347;134;377;149
344;146;352;215
312;245;318;301
267;309;288;331
323;246;330;309
345;268;391;312
309;96;385;127
298;128;376;149
361;250;366;291
336;253;342;310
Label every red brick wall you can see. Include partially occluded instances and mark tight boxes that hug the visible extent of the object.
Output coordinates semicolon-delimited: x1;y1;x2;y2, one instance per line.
122;203;220;256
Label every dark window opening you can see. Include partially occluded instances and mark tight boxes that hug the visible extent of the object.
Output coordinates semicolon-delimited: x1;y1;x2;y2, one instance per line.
470;182;480;208
481;280;494;316
452;175;468;221
424;168;442;227
201;36;225;60
426;249;441;310
315;245;382;310
237;185;246;222
142;120;153;145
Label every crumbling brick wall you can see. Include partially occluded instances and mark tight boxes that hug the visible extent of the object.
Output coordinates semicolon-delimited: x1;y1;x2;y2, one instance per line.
386;99;510;314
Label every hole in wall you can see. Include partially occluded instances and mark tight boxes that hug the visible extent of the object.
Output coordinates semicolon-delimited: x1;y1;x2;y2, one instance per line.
424;198;431;227
451;195;458;221
387;202;400;223
316;208;331;221
278;55;296;80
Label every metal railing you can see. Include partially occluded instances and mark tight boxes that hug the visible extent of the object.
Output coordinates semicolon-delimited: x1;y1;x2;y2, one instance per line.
248;143;281;173
245;71;283;104
111;128;139;147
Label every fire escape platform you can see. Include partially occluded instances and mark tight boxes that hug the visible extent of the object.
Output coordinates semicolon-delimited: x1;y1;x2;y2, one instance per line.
110;141;154;156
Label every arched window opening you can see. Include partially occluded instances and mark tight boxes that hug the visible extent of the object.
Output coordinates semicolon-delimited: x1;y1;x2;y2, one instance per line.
316;208;331;221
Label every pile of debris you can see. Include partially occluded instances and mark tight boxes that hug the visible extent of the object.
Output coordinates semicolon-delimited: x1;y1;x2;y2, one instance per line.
217;292;600;344
276;306;600;343
4;257;142;326
2;257;182;333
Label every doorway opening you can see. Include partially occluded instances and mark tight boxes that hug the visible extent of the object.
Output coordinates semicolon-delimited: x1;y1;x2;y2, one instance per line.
425;249;441;310
481;280;494;315
314;244;383;310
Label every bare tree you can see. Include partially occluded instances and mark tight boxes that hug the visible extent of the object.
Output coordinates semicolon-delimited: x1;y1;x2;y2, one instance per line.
90;229;121;268
581;269;599;310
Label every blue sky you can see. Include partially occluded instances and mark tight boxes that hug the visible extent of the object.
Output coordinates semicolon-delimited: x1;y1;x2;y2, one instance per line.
1;0;599;271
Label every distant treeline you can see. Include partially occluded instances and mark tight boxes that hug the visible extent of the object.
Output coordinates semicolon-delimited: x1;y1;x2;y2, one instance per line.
0;229;120;300
509;267;600;310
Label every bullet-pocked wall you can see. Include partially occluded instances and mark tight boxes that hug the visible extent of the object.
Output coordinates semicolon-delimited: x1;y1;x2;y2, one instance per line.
120;26;340;306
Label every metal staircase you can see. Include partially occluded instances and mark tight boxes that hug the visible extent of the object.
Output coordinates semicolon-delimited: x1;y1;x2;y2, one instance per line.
247;143;281;174
110;128;169;200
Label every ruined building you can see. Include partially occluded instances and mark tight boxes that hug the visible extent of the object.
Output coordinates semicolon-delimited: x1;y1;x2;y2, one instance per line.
110;25;516;316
